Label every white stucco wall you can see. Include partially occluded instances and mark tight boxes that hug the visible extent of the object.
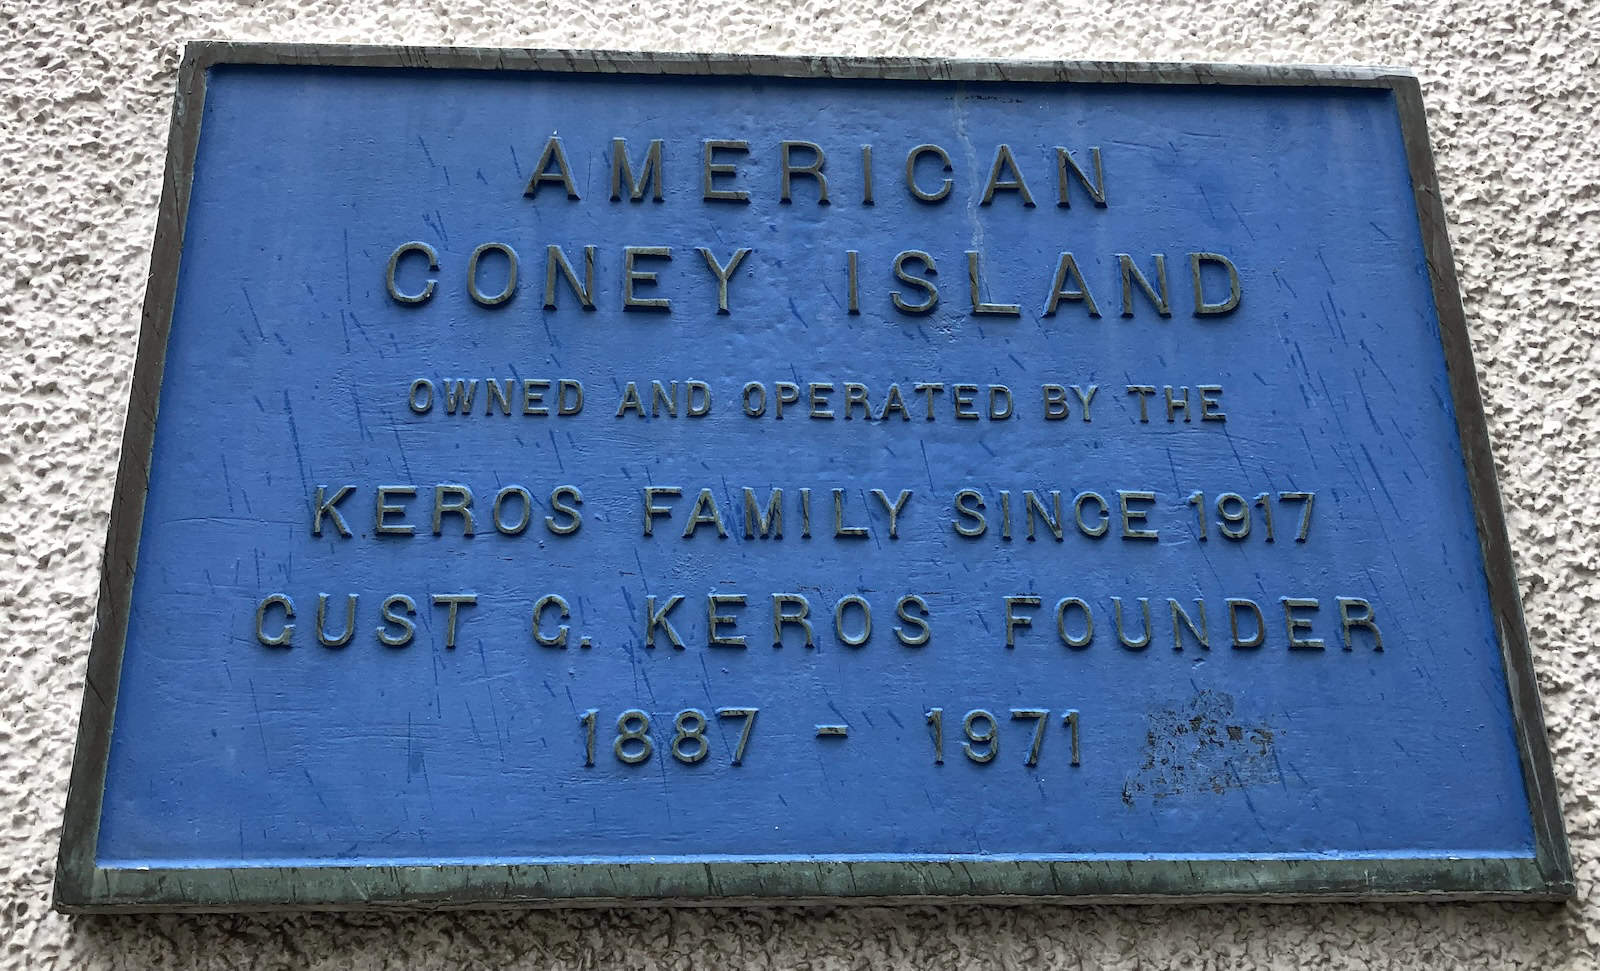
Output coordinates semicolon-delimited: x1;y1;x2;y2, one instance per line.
4;0;1598;966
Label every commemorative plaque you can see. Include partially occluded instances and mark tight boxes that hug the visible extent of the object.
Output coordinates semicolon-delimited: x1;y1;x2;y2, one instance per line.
56;43;1571;911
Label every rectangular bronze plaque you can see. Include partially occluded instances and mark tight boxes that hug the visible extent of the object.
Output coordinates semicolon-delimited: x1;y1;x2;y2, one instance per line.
56;42;1572;911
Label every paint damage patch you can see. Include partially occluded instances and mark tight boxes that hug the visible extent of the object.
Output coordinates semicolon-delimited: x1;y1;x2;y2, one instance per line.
1122;690;1278;806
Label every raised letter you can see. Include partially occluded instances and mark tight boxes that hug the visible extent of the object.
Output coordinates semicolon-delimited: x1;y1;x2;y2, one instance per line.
870;488;912;538
642;486;681;536
432;484;475;536
544;245;596;310
312;485;354;537
708;594;747;648
256;594;294;647
1113;597;1151;650
316;593;358;648
375;485;416;535
891;250;939;314
954;489;987;537
743;488;783;539
905;144;953;202
1228;598;1265;648
698;247;752;314
703;140;751;202
1055;147;1106;207
1043;252;1100;316
683;488;729;538
1055;597;1092;648
546;485;583;535
1118;254;1172;317
532;594;571;648
1169;599;1210;651
431;594;476;649
835;596;871;647
623;246;672;311
1282;597;1325;650
772;593;814;648
980;145;1035;207
646;595;685;649
386;242;437;304
1005;595;1041;647
895;595;931;646
780;141;829;204
467;243;517;306
968;251;1020;315
611;138;664;202
524;137;580;199
1191;252;1241;315
378;595;416;647
1338;597;1384;651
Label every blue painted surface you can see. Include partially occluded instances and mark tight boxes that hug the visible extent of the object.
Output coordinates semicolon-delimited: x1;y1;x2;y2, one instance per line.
96;66;1535;867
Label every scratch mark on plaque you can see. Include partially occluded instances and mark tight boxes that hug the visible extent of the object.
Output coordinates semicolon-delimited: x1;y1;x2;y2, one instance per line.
477;639;505;761
248;679;270;769
1121;690;1277;807
1359;444;1400;517
1359;393;1384;436
389;423;412;480
918;441;936;493
341;228;352;307
1298;428;1319;470
819;279;842;313
698;653;714;699
1388;417;1425;471
281;392;309;499
1217;421;1247;473
417;136;435;168
1356;338;1399;395
240;286;265;340
302;769;329;811
656;756;674;822
219;453;234;511
1229;202;1255;241
406;712;419;779
787;297;809;329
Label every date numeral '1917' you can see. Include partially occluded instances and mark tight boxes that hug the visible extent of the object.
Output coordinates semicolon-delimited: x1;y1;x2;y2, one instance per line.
1188;490;1314;542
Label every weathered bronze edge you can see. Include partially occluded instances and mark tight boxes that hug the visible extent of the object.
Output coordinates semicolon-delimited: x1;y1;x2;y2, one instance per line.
179;39;1415;87
54;45;210;914
52;41;1572;914
57;857;1566;914
1390;76;1574;896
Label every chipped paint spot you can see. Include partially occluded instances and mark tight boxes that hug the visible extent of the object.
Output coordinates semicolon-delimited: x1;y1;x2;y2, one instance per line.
1122;690;1277;806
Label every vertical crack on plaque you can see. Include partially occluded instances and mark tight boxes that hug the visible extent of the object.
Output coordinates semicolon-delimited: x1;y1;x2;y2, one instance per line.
1121;690;1277;806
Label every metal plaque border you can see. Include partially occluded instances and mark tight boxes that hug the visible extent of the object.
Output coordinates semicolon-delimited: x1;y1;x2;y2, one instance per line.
54;41;1573;912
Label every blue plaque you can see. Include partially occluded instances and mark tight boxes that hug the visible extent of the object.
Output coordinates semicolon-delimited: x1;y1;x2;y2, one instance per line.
56;44;1571;911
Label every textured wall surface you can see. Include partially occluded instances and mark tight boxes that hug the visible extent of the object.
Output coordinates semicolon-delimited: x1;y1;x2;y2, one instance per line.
3;0;1598;967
